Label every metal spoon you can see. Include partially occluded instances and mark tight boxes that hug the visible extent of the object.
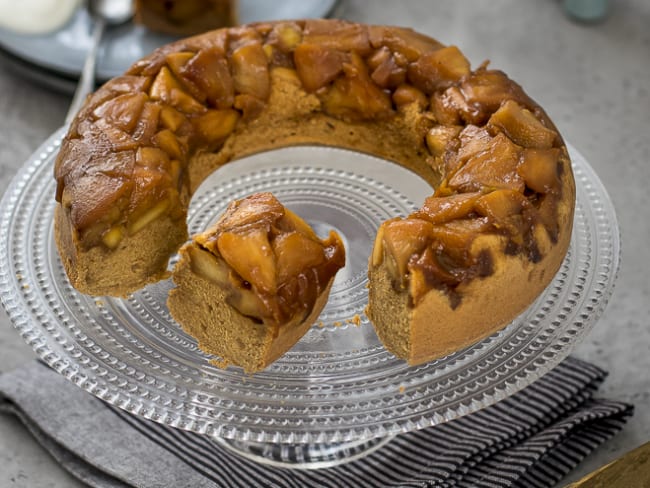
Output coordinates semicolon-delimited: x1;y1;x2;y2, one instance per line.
64;0;134;125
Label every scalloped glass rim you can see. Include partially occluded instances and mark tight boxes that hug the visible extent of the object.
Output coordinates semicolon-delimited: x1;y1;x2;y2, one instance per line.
0;127;619;444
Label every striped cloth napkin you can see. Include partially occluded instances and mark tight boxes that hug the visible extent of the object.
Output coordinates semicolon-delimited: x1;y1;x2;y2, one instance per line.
0;357;632;488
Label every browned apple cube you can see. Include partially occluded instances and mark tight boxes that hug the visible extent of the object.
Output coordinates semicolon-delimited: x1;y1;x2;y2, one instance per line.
273;231;325;283
233;94;266;120
68;174;132;230
132;102;161;143
169;88;205;114
518;148;561;193
191;109;240;146
370;52;406;89
368;26;444;62
366;46;391;71
392;84;428;109
429;218;491;260
429;87;468;125
180;47;235;109
294;43;345;92
302;19;371;54
456;125;493;161
217;228;278;294
128;166;170;219
407;46;471;93
92;92;147;133
230;42;270;100
159;106;188;132
459;70;528;123
413;192;482;224
214;192;285;236
152;129;185;160
136;146;171;170
488;100;557;149
322;53;392;119
474;189;528;223
149;66;183;102
448;133;524;192
266;22;303;52
426;125;462;157
165;52;195;81
380;218;434;280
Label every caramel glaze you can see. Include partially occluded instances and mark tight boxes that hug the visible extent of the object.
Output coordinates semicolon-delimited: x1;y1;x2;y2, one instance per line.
54;19;573;307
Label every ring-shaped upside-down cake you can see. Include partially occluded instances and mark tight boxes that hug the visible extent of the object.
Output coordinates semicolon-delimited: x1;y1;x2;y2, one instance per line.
54;19;575;367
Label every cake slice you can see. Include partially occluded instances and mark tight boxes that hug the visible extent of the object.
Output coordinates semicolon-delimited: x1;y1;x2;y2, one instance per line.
167;192;345;373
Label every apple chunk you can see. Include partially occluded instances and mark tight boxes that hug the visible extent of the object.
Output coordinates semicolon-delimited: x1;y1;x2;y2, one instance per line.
217;228;278;294
448;133;524;192
488;100;557;149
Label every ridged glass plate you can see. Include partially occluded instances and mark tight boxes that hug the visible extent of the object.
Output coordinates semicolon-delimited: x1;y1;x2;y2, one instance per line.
0;128;619;465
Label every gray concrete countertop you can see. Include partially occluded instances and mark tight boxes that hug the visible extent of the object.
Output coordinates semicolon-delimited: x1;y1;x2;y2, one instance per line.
1;1;648;486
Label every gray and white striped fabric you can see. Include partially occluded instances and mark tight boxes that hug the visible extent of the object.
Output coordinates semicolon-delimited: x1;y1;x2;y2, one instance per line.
0;358;633;488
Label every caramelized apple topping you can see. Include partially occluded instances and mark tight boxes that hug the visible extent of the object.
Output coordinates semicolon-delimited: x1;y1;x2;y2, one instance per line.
375;216;494;307
56;19;567;302
194;193;345;327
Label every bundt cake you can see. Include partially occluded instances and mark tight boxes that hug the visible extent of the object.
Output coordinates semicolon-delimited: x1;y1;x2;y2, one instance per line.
54;19;575;366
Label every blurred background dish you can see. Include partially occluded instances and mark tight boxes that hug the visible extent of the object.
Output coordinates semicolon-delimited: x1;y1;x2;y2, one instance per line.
0;0;336;89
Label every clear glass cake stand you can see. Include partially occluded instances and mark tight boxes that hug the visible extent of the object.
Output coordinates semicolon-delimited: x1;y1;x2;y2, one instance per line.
0;128;619;469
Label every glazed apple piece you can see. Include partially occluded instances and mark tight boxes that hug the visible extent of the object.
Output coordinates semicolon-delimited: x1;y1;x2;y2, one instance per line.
408;46;471;93
191;109;240;149
229;41;270;100
374;218;433;285
447;133;524;192
408;247;459;304
217;228;278;295
474;189;529;238
412;192;481;224
293;43;345;92
367;47;407;89
159;106;188;132
152;129;185;160
429;87;464;125
429;218;492;261
92;92;147;133
488;100;557;149
67;173;132;232
392;84;428;110
459;70;521;120
302;19;371;54
368;26;444;62
273;231;326;284
407;218;493;304
322;53;393;119
127;165;172;234
266;22;303;52
179;47;235;109
149;66;205;114
425;125;462;158
518;148;561;193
